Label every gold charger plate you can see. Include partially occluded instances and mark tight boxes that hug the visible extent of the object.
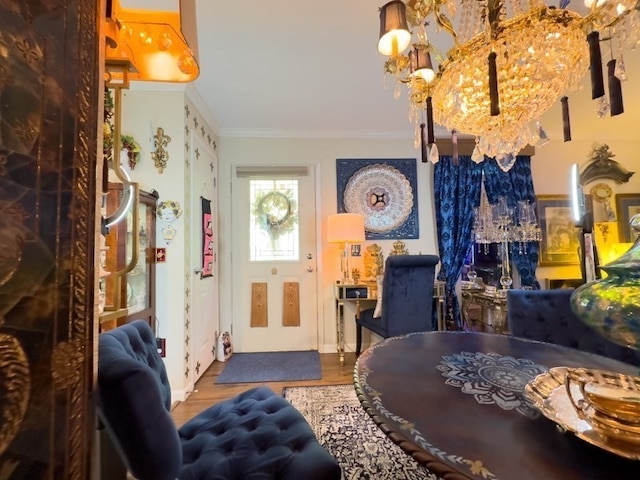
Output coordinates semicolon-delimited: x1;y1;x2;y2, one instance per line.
524;367;640;460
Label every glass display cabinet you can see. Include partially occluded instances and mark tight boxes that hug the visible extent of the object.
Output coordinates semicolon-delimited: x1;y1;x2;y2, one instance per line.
100;184;157;331
124;189;157;326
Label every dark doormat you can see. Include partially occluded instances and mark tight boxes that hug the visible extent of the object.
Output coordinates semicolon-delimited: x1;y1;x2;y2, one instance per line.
215;351;321;384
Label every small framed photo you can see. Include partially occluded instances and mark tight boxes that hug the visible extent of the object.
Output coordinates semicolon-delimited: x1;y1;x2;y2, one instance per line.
615;194;640;242
351;244;361;257
536;194;593;266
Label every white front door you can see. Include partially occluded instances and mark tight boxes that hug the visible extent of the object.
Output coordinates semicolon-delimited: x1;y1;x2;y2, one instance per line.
231;166;318;352
189;133;218;381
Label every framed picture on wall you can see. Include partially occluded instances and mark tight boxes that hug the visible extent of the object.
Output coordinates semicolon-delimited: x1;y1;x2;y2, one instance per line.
336;158;419;240
536;194;593;266
615;193;640;242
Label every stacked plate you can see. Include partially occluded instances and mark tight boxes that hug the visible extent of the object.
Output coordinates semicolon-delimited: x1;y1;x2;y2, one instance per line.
525;366;640;459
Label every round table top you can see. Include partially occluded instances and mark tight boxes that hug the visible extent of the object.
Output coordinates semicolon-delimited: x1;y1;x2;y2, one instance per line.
354;331;640;480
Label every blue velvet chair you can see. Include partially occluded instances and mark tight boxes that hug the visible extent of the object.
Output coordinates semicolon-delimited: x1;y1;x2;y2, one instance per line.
507;289;640;367
97;320;341;480
356;254;440;356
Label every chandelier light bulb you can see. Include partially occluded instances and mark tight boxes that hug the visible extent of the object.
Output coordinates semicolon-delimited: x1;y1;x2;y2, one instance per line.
414;67;435;83
157;30;173;51
178;50;198;75
584;0;607;8
138;27;153;46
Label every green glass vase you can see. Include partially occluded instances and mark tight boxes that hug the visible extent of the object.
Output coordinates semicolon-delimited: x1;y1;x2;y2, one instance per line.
570;235;640;351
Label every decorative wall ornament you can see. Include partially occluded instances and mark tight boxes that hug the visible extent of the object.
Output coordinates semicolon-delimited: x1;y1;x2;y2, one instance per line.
389;240;409;256
201;197;213;278
580;144;635;185
161;224;177;245
363;243;384;280
151;126;171;173
589;182;616;221
157;200;182;223
337;159;418;240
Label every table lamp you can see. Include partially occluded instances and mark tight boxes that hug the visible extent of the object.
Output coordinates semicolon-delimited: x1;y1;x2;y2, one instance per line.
327;213;365;284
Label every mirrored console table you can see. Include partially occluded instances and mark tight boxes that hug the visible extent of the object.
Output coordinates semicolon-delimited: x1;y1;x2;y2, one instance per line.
460;285;509;334
334;282;377;366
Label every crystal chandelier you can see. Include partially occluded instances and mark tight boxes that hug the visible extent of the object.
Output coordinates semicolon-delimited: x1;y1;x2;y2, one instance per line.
377;0;640;171
471;196;543;289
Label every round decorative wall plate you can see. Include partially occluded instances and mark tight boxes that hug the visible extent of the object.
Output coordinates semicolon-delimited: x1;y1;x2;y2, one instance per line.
589;183;613;204
343;164;414;234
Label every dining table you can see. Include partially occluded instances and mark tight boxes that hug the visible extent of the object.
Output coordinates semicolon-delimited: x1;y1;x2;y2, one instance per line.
354;331;640;480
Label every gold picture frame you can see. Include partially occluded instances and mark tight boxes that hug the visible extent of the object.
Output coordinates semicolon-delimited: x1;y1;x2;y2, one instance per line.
536;194;593;266
615;193;640;242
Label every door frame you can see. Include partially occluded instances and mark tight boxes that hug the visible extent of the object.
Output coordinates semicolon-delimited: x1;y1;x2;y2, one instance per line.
188;131;218;382
227;162;326;352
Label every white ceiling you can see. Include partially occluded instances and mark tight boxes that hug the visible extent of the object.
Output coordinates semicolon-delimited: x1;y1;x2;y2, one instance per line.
186;1;640;142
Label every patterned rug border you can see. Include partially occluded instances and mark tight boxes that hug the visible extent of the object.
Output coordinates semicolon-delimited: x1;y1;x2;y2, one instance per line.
283;384;439;480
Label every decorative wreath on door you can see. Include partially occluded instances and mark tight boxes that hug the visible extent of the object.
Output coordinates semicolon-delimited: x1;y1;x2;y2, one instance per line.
253;191;297;240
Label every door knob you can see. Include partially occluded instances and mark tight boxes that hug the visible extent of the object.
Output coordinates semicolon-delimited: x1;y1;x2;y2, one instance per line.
307;266;314;272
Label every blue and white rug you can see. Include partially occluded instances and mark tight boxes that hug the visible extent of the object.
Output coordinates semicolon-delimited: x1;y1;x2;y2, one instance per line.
284;385;440;480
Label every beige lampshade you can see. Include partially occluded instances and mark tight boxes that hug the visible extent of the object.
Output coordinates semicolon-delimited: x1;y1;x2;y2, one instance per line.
377;0;411;56
327;213;365;243
410;44;435;83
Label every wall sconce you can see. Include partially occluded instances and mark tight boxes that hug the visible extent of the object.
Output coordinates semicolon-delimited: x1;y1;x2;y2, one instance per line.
327;213;365;284
151;127;171;174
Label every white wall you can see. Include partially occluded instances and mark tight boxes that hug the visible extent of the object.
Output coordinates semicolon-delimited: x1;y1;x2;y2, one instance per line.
122;85;219;400
217;136;439;354
121;85;189;397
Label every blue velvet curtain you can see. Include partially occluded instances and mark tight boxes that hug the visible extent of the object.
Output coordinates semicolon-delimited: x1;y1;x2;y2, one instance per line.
482;156;541;288
433;156;483;329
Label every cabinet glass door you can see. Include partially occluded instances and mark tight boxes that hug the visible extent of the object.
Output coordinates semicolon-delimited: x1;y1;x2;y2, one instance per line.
126;201;149;314
124;190;156;327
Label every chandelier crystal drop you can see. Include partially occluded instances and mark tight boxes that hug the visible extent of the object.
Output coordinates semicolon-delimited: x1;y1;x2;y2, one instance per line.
377;0;640;169
431;7;588;157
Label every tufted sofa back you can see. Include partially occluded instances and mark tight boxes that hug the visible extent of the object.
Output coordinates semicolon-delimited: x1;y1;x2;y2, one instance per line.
98;320;342;480
98;320;182;480
507;289;640;367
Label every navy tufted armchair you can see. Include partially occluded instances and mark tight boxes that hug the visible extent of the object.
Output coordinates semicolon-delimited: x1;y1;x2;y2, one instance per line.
507;289;640;367
356;254;439;356
97;320;341;480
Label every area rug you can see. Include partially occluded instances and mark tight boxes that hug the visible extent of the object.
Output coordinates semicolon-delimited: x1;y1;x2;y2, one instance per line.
215;351;321;384
283;385;440;480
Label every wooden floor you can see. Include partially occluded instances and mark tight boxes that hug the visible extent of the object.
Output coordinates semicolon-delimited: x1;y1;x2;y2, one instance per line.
170;352;358;427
